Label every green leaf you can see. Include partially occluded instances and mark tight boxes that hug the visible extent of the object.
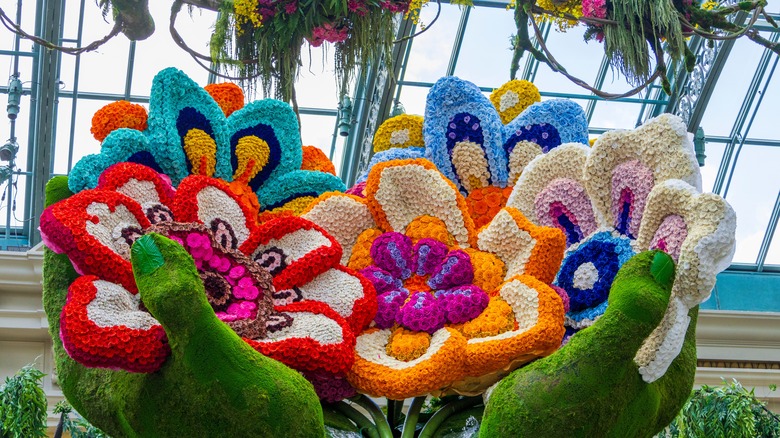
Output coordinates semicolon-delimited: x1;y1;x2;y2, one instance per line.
131;235;165;275
650;251;675;288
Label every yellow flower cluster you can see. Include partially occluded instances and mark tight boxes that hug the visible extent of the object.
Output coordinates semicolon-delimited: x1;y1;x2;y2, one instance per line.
234;0;262;33
489;80;541;124
373;114;424;153
459;298;515;339
405;215;454;246
233;135;271;183
701;1;718;10
386;328;431;361
533;0;582;31
405;0;430;24
182;129;217;176
348;228;383;270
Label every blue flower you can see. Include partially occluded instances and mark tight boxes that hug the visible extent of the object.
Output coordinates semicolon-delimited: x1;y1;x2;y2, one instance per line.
555;231;635;329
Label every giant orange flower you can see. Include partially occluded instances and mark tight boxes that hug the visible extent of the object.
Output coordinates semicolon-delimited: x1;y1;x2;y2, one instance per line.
304;158;567;399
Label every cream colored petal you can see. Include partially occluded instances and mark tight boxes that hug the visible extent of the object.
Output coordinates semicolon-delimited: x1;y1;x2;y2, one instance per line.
303;194;376;264
477;209;535;279
507;143;600;225
584;114;701;228
369;161;474;247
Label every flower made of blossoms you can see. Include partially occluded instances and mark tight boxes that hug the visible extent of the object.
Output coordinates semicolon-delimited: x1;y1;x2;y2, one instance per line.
68;67;345;215
303;158;568;400
354;77;588;229
41;161;377;402
505;114;736;381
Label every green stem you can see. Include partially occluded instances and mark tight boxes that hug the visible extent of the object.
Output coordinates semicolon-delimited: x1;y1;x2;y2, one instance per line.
401;396;427;438
418;397;483;438
332;401;380;438
386;398;404;430
351;395;395;438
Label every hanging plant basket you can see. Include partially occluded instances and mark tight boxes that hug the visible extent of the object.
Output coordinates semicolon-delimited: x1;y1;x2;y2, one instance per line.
210;0;414;101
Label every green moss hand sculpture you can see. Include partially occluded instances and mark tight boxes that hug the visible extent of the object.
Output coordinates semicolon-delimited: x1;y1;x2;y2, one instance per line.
43;178;324;438
480;251;697;437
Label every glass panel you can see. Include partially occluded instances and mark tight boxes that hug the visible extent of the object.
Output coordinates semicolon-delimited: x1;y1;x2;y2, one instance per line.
453;6;517;87
529;26;605;95
722;145;780;264
299;114;341;174
763;224;780;267
698;36;767;137
130;3;215;95
52;96;75;175
589;101;643;131
397;85;430;115
295;48;341;109
402;3;463;83
699;140;725;193
739;56;779;141
0;174;30;230
73;2;131;95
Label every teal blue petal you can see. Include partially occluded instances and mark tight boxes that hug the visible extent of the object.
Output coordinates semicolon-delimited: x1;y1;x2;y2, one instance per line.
145;67;231;185
257;170;345;210
68;129;157;193
226;99;302;193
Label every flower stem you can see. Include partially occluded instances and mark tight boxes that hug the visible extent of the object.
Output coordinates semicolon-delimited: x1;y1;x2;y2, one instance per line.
351;395;395;438
331;401;380;438
401;396;427;438
417;396;483;438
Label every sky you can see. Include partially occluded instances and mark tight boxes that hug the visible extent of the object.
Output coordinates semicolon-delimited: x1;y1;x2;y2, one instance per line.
0;0;777;266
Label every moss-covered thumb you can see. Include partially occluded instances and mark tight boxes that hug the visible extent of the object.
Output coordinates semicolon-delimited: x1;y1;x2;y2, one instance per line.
131;233;212;340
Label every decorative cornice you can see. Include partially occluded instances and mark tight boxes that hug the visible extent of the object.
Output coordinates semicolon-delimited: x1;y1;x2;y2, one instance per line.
697;310;780;362
0;243;44;293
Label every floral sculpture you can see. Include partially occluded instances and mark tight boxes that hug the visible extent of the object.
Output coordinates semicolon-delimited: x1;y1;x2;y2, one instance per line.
41;70;736;438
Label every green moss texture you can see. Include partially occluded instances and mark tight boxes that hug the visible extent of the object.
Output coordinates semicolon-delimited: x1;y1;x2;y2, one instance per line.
42;179;325;438
480;251;698;438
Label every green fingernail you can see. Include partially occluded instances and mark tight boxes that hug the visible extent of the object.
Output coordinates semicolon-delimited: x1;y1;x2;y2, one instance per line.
132;235;165;275
650;251;675;288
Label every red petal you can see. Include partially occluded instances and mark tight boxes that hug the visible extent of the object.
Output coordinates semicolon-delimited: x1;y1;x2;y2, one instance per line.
41;190;149;292
173;175;261;250
60;276;169;373
243;301;355;375
243;216;342;290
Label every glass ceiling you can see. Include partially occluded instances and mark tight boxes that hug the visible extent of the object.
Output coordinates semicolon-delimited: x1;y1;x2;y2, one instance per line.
0;0;778;281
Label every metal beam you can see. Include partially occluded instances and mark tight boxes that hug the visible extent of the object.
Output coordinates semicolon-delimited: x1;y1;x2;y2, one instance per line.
713;30;780;196
686;12;749;133
446;7;470;76
756;191;780;272
26;0;63;247
585;55;609;123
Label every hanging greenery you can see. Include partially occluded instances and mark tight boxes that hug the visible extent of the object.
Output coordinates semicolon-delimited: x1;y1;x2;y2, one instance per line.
210;0;411;102
509;0;779;97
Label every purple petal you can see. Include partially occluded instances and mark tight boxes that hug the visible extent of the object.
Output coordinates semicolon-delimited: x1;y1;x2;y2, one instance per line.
375;289;409;329
435;285;490;324
412;238;448;276
397;292;445;334
427;250;474;290
361;266;404;294
370;232;413;280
